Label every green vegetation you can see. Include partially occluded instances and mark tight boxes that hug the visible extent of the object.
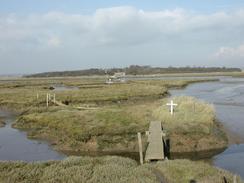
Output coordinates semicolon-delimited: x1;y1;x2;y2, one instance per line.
0;156;157;183
14;103;152;152
25;65;241;77
14;96;227;153
0;156;242;183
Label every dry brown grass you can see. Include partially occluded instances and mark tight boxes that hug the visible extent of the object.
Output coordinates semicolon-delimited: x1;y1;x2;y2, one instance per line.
154;159;243;183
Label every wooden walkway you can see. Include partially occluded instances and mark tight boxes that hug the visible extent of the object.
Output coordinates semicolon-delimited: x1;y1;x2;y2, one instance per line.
145;121;165;162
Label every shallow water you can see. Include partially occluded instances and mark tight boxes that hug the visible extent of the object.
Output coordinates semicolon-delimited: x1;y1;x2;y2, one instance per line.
0;110;65;162
170;77;244;178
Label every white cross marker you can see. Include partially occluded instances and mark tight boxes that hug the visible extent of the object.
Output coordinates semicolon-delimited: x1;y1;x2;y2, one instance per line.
166;100;178;115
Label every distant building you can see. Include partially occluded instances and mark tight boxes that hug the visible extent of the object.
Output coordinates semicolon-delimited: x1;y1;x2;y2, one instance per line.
106;72;126;84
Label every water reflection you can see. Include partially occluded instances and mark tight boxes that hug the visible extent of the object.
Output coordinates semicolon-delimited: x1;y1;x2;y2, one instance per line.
0;110;65;162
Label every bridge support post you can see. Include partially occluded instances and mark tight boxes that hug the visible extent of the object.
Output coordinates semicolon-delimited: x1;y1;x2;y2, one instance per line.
233;175;237;183
137;132;143;165
53;93;56;103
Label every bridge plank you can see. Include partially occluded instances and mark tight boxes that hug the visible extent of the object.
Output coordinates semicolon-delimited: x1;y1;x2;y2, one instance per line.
145;121;165;161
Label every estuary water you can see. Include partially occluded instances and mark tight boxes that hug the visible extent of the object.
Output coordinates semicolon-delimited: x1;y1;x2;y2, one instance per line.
0;110;65;161
169;77;244;178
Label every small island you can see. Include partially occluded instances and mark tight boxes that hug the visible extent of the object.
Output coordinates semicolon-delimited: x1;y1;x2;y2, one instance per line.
9;78;227;156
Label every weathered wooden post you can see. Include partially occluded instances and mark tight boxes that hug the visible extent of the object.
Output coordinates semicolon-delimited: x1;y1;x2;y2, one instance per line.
48;93;51;101
53;93;56;103
137;132;143;165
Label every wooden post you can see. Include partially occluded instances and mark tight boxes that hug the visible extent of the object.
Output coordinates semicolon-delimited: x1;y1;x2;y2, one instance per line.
36;93;39;100
137;132;143;165
48;93;51;101
233;175;237;183
46;93;49;107
53;94;56;103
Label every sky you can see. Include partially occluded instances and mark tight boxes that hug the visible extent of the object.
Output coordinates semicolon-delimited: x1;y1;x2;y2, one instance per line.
0;0;244;74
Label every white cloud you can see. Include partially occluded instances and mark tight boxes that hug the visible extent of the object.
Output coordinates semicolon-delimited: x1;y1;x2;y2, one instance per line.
1;7;243;48
0;6;244;73
47;37;61;47
214;44;244;59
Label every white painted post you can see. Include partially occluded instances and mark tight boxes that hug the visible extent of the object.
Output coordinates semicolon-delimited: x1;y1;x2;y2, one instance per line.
46;93;49;107
233;175;237;183
137;132;143;165
48;93;51;101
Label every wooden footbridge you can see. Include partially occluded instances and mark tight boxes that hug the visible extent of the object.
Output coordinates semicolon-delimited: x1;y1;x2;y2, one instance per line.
45;93;98;110
138;121;166;164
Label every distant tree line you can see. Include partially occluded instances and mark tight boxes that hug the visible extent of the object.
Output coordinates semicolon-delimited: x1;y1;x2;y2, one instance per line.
25;65;242;78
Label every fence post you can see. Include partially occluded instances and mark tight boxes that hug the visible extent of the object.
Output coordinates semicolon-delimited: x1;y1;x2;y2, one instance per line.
234;175;237;183
53;93;56;103
137;132;143;165
46;93;49;107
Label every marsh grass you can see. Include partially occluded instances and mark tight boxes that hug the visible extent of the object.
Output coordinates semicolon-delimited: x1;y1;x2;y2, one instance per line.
0;156;242;183
1;78;227;152
154;159;243;183
151;96;227;152
15;103;153;151
0;78;217;110
14;96;227;153
153;96;215;131
0;156;157;183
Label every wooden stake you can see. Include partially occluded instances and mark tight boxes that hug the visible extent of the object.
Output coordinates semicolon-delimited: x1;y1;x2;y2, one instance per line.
48;93;51;101
53;93;56;103
137;132;143;165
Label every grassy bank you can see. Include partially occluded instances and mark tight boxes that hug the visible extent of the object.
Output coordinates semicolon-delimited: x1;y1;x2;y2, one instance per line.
14;96;227;154
0;156;242;183
0;117;5;127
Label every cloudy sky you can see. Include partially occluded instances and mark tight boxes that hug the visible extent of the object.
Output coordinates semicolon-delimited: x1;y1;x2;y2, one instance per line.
0;0;244;74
